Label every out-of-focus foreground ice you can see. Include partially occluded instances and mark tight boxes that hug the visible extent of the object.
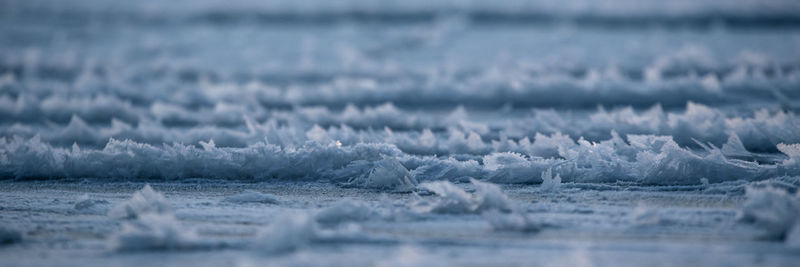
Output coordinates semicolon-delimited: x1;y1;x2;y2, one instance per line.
1;0;800;266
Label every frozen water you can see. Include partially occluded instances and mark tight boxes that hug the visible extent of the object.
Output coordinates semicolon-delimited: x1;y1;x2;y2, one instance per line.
2;0;800;265
108;184;173;219
73;194;110;214
258;212;371;254
315;199;375;225
108;186;216;251
415;179;513;214
222;190;280;204
2;130;796;184
111;213;209;251
539;168;562;192
1;181;799;266
482;210;542;232
257;212;321;254
0;227;22;245
738;186;800;241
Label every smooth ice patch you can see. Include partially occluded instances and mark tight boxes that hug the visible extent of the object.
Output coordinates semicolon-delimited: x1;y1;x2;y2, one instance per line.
222;190;280;204
0;226;22;245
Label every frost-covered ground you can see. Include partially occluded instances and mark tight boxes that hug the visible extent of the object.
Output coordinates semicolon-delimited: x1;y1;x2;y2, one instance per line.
1;0;800;266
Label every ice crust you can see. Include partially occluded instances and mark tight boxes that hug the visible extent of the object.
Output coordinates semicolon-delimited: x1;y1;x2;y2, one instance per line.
2;129;796;186
1;102;797;153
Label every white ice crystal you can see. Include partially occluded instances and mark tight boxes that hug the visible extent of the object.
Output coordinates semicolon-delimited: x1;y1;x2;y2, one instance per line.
540;168;562;191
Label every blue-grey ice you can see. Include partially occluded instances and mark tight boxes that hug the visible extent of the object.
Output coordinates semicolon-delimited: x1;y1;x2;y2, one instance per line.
1;0;800;266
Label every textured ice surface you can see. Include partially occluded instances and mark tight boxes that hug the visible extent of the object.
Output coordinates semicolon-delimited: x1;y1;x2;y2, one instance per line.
2;131;797;185
2;181;800;266
2;0;800;265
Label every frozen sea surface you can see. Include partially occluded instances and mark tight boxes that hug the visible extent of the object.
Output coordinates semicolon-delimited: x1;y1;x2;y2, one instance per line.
1;0;800;266
1;181;799;267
